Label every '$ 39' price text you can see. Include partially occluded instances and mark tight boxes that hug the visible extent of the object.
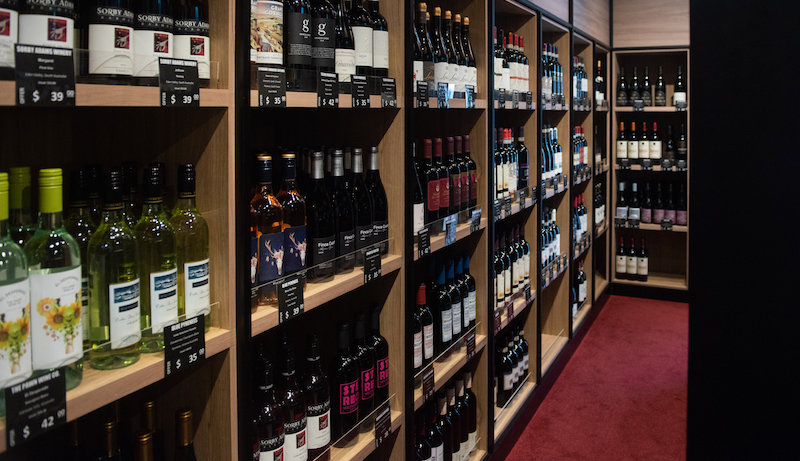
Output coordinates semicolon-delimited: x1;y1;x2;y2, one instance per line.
29;89;75;103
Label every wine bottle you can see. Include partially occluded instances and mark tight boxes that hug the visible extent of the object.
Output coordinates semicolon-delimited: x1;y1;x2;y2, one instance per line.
616;236;626;278
664;183;677;223
412;142;426;236
88;169;141;370
445;382;462;461
416;283;434;366
628;182;640;221
641;66;652;105
615;181;628;220
493;237;504;311
0;0;18;79
630;66;640;102
0;172;31;414
65;169;95;353
82;0;134;81
277;153;308;277
87;164;104;225
435;391;453;461
334;0;355;84
368;303;389;403
170;165;211;329
650;122;662;161
329;321;359;439
595;60;604;102
453;256;470;333
8;167;35;247
654;66;667;106
497;345;512;407
141;401;167;461
256;354;285;461
426;400;444;461
17;0;75;48
578;261;587;305
134;429;155;461
250;154;284;306
306;151;336;282
365;146;389;254
65;421;87;461
132;0;174;82
311;0;336;73
435;262;453;354
254;0;284;66
677;124;688;162
453;377;469;457
304;333;331;458
348;0;372;76
639;122;650;160
464;135;477;209
413;292;423;372
422;139;440;227
664;125;676;161
653;182;665;223
446;137;462;215
627;121;639;163
627;237;637;277
279;341;308;461
677;183;687;226
431;7;448;89
23;169;83;386
442;10;459;94
413;2;433;94
331;150;356;274
285;0;313;88
452;14;467;93
616;122;627;160
454;136;469;215
461;16;476;90
673;65;686;106
616;66;628;106
445;259;462;343
174;408;198;461
415;409;433;461
641;182;653;224
638;238;649;282
173;0;211;82
368;0;387;77
100;420;122;461
348;149;373;267
135;165;179;353
354;312;375;426
121;162;141;226
462;370;477;452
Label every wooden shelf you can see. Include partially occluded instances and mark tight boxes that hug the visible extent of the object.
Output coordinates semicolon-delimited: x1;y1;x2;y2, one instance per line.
497;291;536;332
615;105;687;112
248;90;400;109
493;379;536;441
495;100;536;110
614;163;688;172
542;102;569;112
572;301;593;334
613;271;687;290
541;333;568;375
595;222;609;238
412;97;489;109
595;274;610;299
494;191;537;223
543;182;569;200
413;334;488;410
618;222;688;233
328;410;404;461
413;218;487;261
251;254;402;336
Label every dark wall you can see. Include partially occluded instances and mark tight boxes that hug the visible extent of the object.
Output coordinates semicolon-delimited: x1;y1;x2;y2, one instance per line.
688;1;800;458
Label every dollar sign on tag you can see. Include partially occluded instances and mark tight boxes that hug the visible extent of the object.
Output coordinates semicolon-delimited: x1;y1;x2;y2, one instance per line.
32;90;40;103
23;426;30;439
171;94;176;104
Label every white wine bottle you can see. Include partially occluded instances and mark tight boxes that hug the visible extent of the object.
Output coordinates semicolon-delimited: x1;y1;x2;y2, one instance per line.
0;172;32;417
88;169;141;370
135;165;179;353
170;164;211;331
23;168;83;389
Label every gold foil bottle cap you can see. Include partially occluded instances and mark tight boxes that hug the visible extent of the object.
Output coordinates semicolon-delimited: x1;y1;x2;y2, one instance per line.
454;13;461;22
464;17;469;26
444;10;451;20
434;6;441;15
176;407;194;447
418;2;427;13
134;430;154;461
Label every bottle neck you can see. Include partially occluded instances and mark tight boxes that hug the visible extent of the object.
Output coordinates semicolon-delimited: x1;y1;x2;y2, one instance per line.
0;219;8;238
259;183;275;196
142;200;166;217
10;208;31;226
38;211;64;230
175;195;198;211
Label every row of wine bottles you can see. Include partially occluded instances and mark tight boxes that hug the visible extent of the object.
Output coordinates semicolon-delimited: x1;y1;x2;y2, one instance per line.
616;181;687;225
616;122;687;163
493;127;530;201
541;43;564;103
0;0;211;82
616;65;686;107
572;193;589;243
493;28;531;94
493;224;531;311
572;126;590;177
494;325;530;408
541;125;564;183
571;261;588;317
594;182;606;229
413;255;477;372
571;56;590;106
615;237;649;281
541;208;561;268
413;2;477;95
0;165;210;401
253;307;389;460
415;370;479;461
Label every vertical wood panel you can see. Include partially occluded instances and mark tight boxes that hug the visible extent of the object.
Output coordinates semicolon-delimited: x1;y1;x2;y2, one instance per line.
573;0;610;45
613;0;690;48
533;0;569;23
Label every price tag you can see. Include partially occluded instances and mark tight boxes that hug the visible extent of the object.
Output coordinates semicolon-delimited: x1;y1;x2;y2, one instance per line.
257;67;287;108
677;159;688;171
504;196;512;216
614;217;627;228
525;285;532;303
374;401;392;449
364;247;382;283
381;78;397;108
437;82;449;108
632;99;645;111
351;75;370;108
15;45;76;106
541;180;546;198
470;208;482;233
465;85;475;108
661;159;673;171
317;72;339;108
417;81;429;108
465;330;476;360
164;314;206;376
526;91;533;108
512;90;520;109
675;100;688;111
158;58;200;107
444;215;457;246
661;219;673;231
507;302;514;320
628;218;640;229
519;188;527;209
417;227;431;258
4;369;67;448
563;254;568;269
494;309;501;334
277;274;305;323
498;88;506;107
422;367;435;401
640;158;653;170
619;158;631;170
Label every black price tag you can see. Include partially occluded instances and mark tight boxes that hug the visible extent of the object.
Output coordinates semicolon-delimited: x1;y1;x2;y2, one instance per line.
466;331;476;359
164;314;206;376
257;67;287;107
507;302;514;320
381;78;397;108
563;254;568;269
526;91;533;108
351;75;370;108
278;274;305;323
422;367;435;401
364;247;382;283
498;88;506;107
640;158;653;170
417;81;429;108
465;85;475;108
4;369;67;448
661;219;673;231
444;216;457;246
632;99;645;111
619;158;631;170
417;227;431;258
677;159;688;171
519;188;527;209
504;196;512;216
374;402;392;449
628;218;640;229
541;181;546;198
512;90;520;109
437;82;449;108
470;208;482;233
317;72;339;108
493;199;502;222
525;285;532;303
494;310;501;334
15;45;75;106
614;217;627;228
158;58;200;107
661;159;673;171
675;100;688;111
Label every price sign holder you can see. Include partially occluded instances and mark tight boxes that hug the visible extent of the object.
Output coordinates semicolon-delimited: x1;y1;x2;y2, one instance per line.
381;78;397;108
498;88;506;107
494;310;501;334
351;75;370;108
317;72;339;108
164;314;206;376
677;159;688;171
640;158;653;170
257;67;287;108
525;285;532;303
540;180;546;199
15;45;76;106
619;158;631;170
661;159;673;171
504;196;512;217
661;219;673;231
614;217;627;228
444;216;457;246
158;58;200;107
526;91;533;108
374;401;392;449
470;208;482;233
507;302;515;320
628;218;640;229
466;331;476;359
417;81;429;108
493;199;502;222
422;367;435;401
4;368;67;448
417;227;431;258
364;247;382;283
632;99;645;111
519;188;527;209
437;83;449;108
277;274;306;323
675;100;688;111
512;90;520;109
465;85;475;108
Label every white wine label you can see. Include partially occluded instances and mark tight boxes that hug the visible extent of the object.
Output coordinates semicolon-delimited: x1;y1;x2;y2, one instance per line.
372;29;388;70
639;140;649;159
616;206;628;219
650;140;662;159
501;67;510;93
469;66;477;89
451;301;462;336
468;432;477;452
433;61;447;87
149;268;178;334
504;268;511;295
108;278;141;350
451;64;464;93
467;290;476;323
184;259;211;318
616;255;627;274
626;256;637;275
0;278;32;389
629;207;640;221
18;13;73;48
579;282;587;302
283;417;307;461
413;331;422;368
0;7;19;69
255;0;283;65
441;307;452;343
306;401;330;449
434;444;444;461
617;140;627;158
29;267;82;370
493;57;502;90
259;432;284;461
637;257;648;276
673;91;686;105
351;25;372;67
503;371;513;391
133;29;173;77
413;203;424;235
334;48;354;82
627;141;638;159
88;6;134;75
174;34;210;79
423;323;433;359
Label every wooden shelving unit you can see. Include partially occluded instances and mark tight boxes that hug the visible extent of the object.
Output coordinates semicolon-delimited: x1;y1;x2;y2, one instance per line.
413;334;488;410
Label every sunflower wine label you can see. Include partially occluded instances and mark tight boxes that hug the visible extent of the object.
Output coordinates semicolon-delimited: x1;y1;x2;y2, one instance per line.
0;279;31;388
29;266;82;371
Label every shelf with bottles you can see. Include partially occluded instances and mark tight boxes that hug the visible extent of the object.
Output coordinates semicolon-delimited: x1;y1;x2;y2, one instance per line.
571;32;594;113
493;378;535;441
493;0;537;109
413;209;486;261
613;179;688;232
612;271;686;290
492;186;536;223
541;174;569;200
615;221;688;233
493;321;533;419
495;289;535;335
613;116;688;170
613;233;686;290
495;97;535;111
248;90;401;109
612;49;689;110
572;233;591;261
540;16;570;111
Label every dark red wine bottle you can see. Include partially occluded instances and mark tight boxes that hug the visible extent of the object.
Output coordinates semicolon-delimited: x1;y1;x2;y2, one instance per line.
368;303;389;404
279;340;308;461
365;147;389;255
354;312;376;422
255;353;285;461
303;333;331;458
329;321;360;439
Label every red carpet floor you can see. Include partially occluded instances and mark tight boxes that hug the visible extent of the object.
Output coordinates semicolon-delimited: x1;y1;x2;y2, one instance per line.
495;295;688;461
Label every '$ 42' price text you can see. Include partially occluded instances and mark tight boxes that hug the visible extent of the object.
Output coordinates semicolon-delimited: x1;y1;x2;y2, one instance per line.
21;408;66;440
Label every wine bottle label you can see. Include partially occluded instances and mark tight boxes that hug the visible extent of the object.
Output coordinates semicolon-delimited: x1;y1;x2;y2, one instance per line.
641;208;652;223
434;61;447;86
255;0;283;66
677;145;687;158
355;224;372;255
616;206;628;219
250;237;259;291
524;254;530;281
29;267;82;369
311;16;334;69
283;417;307;461
469;172;477;202
467;290;476;323
87;7;134;75
306;400;331;449
572;301;577;318
372;29;388;70
81;277;89;342
462;295;469;328
339;379;359;414
376;355;389;389
0;7;18;69
372;219;388;248
451;301;461;336
18;12;73;49
0;278;32;388
413;331;422;368
677;210;687;226
133;13;174;77
107;277;141;350
503;371;513;391
451;63;464;92
149;268;178;334
501;67;510;93
627;140;638;159
639;140;649;159
649;140;662;159
338;230;356;266
311;235;336;271
441;307;452;343
174;32;210;79
616;91;627;106
496;273;504;309
413;203;424;234
523;351;529;373
423;323;433;359
184;259;211;318
653;208;665;222
434;444;444;461
628;207;640;221
427;179;440;212
637;257;648;276
493;57;502;91
334;47;354;81
450;175;461;208
504;267;511;296
673;91;686;105
259;232;284;283
360;365;375;401
260;434;284;461
286;11;312;66
351;25;372;67
664;209;676;222
438;178;449;209
469;66;477;89
626;256;637;274
579;281;586;302
460;173;469;206
615;255;627;274
413;60;423;92
283;225;307;274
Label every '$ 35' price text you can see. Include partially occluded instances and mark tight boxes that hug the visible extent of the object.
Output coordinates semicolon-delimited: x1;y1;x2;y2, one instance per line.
175;347;205;370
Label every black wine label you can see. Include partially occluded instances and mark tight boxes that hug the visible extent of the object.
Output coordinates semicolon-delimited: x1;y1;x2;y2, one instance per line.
19;0;74;17
526;91;533;107
470;208;481;233
258;66;287;107
465;84;475;108
337;229;356;270
376;356;389;389
417;81;429;107
356;225;372;249
437;82;448;108
512;90;519;109
360;365;375;400
641;89;652;106
372;219;388;251
284;417;307;435
311;235;336;271
259;232;285;283
90;6;133;25
286;11;311;66
311;17;334;68
616;91;627;106
282;225;306;273
307;400;330;417
158;57;200;107
339;379;359;414
4;368;67;448
654;90;666;106
164;314;206;376
277;274;305;323
135;12;173;32
15;44;75;106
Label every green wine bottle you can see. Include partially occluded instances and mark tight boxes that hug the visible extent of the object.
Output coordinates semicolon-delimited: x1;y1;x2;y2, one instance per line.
135;165;178;353
121;161;140;230
170;165;211;331
0;172;32;417
88;169;141;370
8;167;36;247
65;169;96;354
23;169;83;390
